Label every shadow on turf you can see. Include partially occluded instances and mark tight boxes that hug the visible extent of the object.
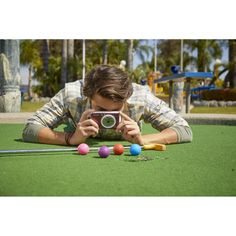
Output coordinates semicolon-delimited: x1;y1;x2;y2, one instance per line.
14;138;24;142
14;138;103;147
90;154;164;162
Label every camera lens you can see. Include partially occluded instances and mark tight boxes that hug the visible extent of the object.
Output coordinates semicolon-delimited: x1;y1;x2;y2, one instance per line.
101;115;116;128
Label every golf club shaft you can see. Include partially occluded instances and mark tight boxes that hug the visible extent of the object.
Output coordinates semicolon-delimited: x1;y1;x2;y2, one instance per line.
0;144;166;154
0;148;76;154
0;146;111;154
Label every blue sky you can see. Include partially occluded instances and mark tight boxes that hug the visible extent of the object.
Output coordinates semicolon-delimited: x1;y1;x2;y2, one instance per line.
133;40;229;70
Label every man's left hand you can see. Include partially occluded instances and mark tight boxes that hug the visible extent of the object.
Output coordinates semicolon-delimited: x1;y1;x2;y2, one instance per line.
116;112;143;145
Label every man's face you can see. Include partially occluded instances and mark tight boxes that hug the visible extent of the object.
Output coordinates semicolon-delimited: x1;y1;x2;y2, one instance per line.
91;93;124;112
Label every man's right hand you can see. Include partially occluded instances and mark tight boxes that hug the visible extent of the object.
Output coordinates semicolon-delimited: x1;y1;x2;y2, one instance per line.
70;109;99;145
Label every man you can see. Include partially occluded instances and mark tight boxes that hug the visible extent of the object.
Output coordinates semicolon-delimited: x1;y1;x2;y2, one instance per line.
22;65;192;146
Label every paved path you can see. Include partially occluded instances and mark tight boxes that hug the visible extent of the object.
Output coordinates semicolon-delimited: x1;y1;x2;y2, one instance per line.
181;113;236;125
0;112;34;124
1;112;236;125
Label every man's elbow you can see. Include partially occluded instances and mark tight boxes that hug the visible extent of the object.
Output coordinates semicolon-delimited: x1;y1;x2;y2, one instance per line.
170;126;193;143
22;123;43;143
182;126;193;143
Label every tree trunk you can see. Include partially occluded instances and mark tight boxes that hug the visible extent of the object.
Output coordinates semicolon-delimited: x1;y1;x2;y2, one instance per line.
60;40;68;88
67;39;74;82
67;39;74;58
102;40;108;64
228;40;236;88
28;64;32;99
41;40;50;73
82;40;86;80
41;39;50;96
127;39;134;71
197;40;207;72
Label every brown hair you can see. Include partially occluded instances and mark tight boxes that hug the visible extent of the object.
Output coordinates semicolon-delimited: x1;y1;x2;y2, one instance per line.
83;65;133;102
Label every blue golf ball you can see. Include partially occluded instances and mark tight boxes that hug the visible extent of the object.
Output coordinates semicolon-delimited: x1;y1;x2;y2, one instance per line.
129;144;142;156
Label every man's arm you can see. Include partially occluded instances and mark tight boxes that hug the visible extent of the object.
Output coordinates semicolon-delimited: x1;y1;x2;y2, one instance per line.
22;88;68;144
38;127;68;145
118;85;193;145
23;109;99;146
142;89;193;144
141;127;178;145
141;126;192;145
23;122;69;145
117;112;188;145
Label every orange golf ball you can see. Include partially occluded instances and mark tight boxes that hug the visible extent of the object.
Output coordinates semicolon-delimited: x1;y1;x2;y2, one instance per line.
113;144;124;155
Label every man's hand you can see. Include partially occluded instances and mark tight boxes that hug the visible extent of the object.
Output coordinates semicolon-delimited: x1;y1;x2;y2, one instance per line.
116;112;143;145
70;109;99;145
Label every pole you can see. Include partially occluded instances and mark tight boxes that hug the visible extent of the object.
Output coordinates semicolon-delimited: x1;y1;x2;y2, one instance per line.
172;39;184;113
154;39;157;72
60;40;67;88
180;39;184;71
185;78;191;113
169;81;173;109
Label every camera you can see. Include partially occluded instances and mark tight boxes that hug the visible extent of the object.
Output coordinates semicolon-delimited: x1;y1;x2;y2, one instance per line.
90;111;121;129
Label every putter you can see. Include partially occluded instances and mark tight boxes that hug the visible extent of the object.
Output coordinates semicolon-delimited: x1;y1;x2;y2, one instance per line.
0;144;166;154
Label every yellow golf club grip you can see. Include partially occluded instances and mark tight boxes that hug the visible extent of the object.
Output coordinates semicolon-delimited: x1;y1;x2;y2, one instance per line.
143;144;166;151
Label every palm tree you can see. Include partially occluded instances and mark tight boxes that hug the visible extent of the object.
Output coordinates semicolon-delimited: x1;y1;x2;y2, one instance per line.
126;39;134;71
20;40;41;99
126;39;152;72
40;40;50;73
153;40;182;74
185;40;222;72
107;40;126;65
133;40;152;66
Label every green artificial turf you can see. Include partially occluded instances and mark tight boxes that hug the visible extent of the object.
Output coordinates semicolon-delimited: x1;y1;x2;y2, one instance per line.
21;101;47;112
190;106;236;114
0;123;235;196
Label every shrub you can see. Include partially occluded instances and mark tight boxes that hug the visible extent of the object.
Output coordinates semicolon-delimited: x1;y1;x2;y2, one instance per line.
202;89;236;101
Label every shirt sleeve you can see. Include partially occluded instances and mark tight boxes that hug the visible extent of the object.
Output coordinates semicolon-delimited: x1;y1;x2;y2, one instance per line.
169;125;193;143
25;88;67;129
22;89;68;143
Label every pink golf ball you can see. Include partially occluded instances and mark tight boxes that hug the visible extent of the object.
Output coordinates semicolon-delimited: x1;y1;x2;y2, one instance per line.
98;145;110;158
77;143;90;155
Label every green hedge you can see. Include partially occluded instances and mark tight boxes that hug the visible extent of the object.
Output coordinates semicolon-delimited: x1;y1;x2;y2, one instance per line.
202;89;236;101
